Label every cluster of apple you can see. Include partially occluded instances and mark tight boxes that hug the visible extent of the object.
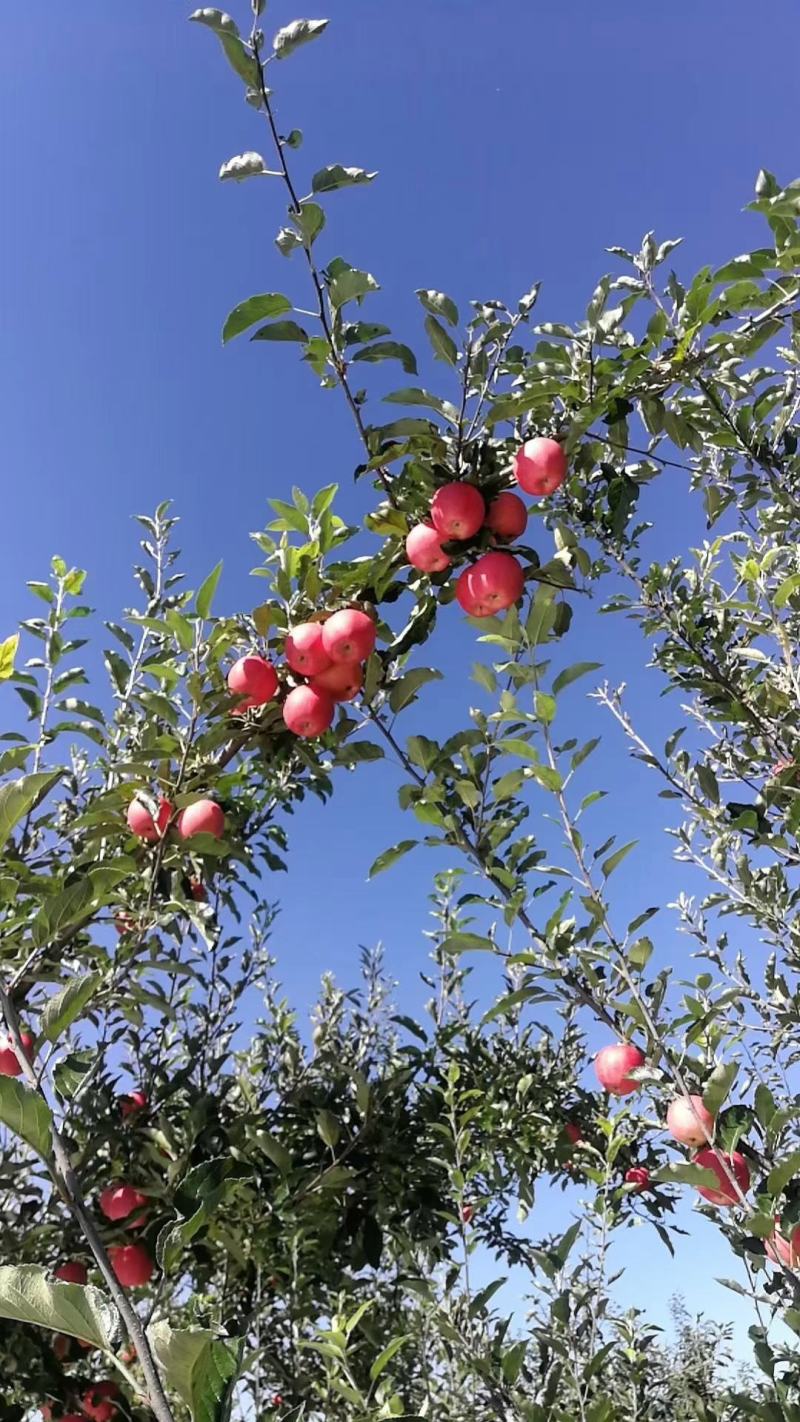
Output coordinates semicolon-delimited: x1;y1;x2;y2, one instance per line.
405;437;568;616
42;1381;120;1422
126;793;225;843
587;1040;800;1262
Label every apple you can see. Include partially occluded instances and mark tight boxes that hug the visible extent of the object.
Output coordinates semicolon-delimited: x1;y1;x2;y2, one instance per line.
113;911;137;936
455;552;525;617
272;1398;284;1410
227;655;279;712
55;1260;88;1284
52;1333;72;1361
108;1243;154;1288
176;799;225;841
430;482;485;540
666;1094;714;1147
310;661;364;703
513;437;567;495
770;758;796;780
766;1219;800;1267
120;1089;148;1119
63;1416;85;1422
284;622;331;676
81;1383;118;1422
126;795;172;842
564;1123;583;1146
694;1148;750;1206
321;608;376;664
594;1042;646;1096
406;521;452;573
283;684;335;737
189;877;207;902
0;1031;34;1077
485;491;528;540
98;1184;148;1222
460;1204;474;1224
624;1166;650;1192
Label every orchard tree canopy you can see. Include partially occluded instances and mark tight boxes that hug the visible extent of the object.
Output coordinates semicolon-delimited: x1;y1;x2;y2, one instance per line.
0;6;799;1422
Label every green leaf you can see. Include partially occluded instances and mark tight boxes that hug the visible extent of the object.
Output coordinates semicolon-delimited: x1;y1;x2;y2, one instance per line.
149;1322;242;1422
195;562;223;620
0;634;19;681
41;973;102;1044
32;877;94;946
416;290;459;326
383;386;457;416
601;841;637;878
368;840;418;879
218;151;268;182
370;1334;411;1382
0;1078;51;1158
442;932;495;955
293;202;326;246
222;294;292;344
188;9;259;87
53;1050;94;1100
0;1265;118;1348
774;573;800;609
316;1110;340;1149
424;315;458;366
534;692;556;724
703;1062;738;1117
353;343;418;375
388;666;442;713
273;18;329;59
552;662;602;696
0;770;62;850
311;165;377;194
251;320;309;342
767;1150;800;1197
329;267;379;309
652;1161;721;1188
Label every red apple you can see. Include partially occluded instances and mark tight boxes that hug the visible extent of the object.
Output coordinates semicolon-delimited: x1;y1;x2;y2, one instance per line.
430;482;485;540
108;1243;154;1288
513;437;567;496
770;758;796;780
0;1031;34;1078
766;1219;800;1267
98;1184;148;1222
176;799;225;841
321;609;376;664
666;1094;714;1147
272;1399;284;1410
485;491;528;541
455;551;525;617
406;522;451;573
126;795;173;842
625;1166;651;1192
55;1260;88;1285
594;1042;645;1096
63;1415;85;1422
81;1382;119;1422
460;1204;474;1224
113;911;137;937
283;684;334;738
189;878;207;902
694;1148;750;1206
564;1123;583;1146
227;655;279;712
52;1333;72;1361
284;622;332;676
120;1089;148;1119
310;661;364;703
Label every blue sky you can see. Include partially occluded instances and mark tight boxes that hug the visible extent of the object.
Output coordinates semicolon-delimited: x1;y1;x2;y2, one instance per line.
1;0;799;1363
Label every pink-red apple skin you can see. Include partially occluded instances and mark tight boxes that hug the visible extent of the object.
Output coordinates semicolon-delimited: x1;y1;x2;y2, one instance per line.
126;795;173;842
81;1383;119;1422
406;522;451;572
283;684;335;738
485;492;528;540
513;437;567;496
284;622;332;676
430;483;486;540
55;1260;88;1284
564;1123;583;1146
455;552;525;617
694;1148;750;1206
666;1094;714;1147
460;1204;474;1224
176;799;225;841
321;609;376;664
120;1089;148;1118
594;1042;645;1096
0;1031;34;1078
227;655;278;711
98;1184;148;1222
766;1220;800;1267
108;1243;154;1288
625;1166;651;1192
310;662;364;703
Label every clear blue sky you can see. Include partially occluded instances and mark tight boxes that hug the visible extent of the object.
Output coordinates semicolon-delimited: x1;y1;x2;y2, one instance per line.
1;0;798;1361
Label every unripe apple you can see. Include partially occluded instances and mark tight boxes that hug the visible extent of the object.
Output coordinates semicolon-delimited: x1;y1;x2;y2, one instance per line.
513;437;567;496
283;684;334;737
485;491;528;541
593;1042;646;1096
227;655;279;712
126;795;173;842
321;608;376;664
55;1260;88;1284
284;622;331;675
455;552;525;617
0;1031;34;1078
766;1219;800;1267
108;1243;154;1288
120;1089;148;1118
666;1094;714;1147
694;1147;750;1206
176;799;225;841
406;522;451;573
81;1383;119;1422
310;661;364;703
430;482;485;540
625;1166;651;1192
98;1184;148;1222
